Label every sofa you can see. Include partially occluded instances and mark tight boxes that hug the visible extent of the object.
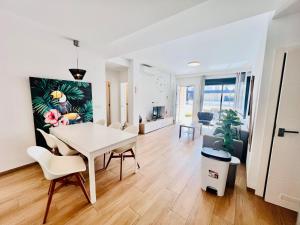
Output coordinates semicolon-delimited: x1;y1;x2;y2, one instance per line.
202;135;244;160
212;127;249;163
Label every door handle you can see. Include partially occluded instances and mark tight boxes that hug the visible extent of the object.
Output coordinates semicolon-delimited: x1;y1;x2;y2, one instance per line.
278;128;299;137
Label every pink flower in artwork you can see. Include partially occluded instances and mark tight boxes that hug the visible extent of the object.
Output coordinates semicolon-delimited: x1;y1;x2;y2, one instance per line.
44;109;61;126
59;117;69;126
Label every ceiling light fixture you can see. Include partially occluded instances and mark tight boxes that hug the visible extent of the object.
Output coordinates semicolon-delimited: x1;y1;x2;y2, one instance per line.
187;61;200;67
69;40;86;80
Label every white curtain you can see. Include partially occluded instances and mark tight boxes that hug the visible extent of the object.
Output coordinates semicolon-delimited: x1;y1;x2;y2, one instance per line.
235;72;247;115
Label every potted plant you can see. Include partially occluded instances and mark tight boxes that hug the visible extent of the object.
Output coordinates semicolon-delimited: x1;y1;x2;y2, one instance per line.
214;109;243;187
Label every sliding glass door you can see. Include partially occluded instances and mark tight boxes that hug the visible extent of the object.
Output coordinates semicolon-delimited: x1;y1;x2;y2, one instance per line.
176;86;194;123
202;78;236;121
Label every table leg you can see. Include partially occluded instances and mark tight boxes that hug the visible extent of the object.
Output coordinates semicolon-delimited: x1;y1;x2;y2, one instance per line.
179;125;182;138
192;128;195;141
103;153;106;169
88;156;96;204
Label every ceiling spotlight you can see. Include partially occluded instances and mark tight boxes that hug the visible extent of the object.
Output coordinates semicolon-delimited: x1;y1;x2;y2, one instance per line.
187;61;200;67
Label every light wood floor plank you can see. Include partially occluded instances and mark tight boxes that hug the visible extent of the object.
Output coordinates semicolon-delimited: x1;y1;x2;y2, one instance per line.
0;125;297;225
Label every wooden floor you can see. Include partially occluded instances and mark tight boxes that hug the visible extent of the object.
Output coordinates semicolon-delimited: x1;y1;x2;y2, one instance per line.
0;125;297;225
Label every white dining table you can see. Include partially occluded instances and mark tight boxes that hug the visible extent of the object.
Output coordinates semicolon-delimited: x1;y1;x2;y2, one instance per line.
50;122;138;204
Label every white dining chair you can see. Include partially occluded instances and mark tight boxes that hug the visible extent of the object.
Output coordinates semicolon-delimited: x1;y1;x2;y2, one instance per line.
27;146;89;224
108;122;122;130
95;119;106;126
105;125;140;180
38;128;78;156
37;129;57;154
51;135;78;156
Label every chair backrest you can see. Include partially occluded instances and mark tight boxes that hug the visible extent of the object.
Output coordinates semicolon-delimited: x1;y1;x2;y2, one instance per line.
27;146;55;180
197;112;214;121
109;122;122;130
37;129;57;149
124;125;139;135
51;135;74;156
95;119;106;126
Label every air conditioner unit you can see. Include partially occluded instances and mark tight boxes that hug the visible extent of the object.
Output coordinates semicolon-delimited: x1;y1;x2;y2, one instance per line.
141;64;157;76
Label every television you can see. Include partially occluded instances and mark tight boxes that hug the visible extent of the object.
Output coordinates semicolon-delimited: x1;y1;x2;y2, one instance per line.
152;106;165;120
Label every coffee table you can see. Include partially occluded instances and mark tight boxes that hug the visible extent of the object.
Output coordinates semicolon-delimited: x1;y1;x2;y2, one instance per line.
179;122;202;140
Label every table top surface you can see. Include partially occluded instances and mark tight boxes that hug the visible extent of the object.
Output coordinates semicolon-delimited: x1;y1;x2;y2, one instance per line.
50;122;137;154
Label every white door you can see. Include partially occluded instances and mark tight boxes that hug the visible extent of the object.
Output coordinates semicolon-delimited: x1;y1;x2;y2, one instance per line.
120;82;128;124
265;48;300;211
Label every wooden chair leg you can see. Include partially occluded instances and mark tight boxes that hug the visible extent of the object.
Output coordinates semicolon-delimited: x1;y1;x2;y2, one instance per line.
43;180;56;224
75;173;90;203
79;173;85;184
103;153;106;169
120;153;123;180
48;181;52;195
105;152;114;169
129;149;140;169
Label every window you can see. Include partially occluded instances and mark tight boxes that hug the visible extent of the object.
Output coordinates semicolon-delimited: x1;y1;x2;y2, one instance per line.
202;78;236;120
186;86;194;105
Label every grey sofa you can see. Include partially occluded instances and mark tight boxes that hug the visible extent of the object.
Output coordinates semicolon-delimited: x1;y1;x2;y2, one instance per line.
212;128;249;163
202;135;244;160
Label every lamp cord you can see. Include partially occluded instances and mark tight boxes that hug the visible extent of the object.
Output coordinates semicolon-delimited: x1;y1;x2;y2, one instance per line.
76;45;79;69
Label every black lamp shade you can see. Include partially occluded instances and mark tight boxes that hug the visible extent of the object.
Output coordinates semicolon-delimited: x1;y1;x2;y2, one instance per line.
69;68;86;80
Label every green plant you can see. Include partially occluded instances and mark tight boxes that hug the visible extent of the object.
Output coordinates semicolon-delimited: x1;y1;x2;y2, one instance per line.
215;109;242;154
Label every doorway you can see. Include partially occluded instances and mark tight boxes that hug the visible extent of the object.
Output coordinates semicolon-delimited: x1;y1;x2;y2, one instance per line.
120;82;128;125
176;86;194;124
265;48;300;211
106;81;111;125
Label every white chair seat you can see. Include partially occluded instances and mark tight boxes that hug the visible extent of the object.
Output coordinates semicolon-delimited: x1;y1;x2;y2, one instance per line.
27;146;86;180
48;155;86;177
27;146;89;224
105;125;139;180
95;119;106;126
109;122;122;129
112;144;134;154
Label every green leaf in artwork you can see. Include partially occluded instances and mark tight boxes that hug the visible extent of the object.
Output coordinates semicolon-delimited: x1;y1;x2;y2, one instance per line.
78;101;93;122
58;83;84;100
32;96;50;116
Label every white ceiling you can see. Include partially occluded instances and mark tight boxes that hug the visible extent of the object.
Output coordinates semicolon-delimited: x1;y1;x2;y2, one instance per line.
0;0;206;52
274;0;300;18
0;0;284;59
125;13;272;75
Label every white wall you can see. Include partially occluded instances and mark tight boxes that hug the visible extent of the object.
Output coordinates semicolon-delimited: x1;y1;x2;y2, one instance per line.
119;70;128;82
0;10;106;172
137;66;173;121
247;12;300;195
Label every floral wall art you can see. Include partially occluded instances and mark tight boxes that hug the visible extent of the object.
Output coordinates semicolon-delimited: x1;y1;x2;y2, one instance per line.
29;77;93;147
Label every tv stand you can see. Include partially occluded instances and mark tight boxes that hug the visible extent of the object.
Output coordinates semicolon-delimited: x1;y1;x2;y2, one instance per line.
139;117;174;134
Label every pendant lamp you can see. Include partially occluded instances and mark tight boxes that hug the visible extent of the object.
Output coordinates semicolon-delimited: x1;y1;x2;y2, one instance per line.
69;40;86;80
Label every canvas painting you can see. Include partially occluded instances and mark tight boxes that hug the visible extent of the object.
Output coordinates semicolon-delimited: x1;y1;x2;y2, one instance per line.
29;77;93;147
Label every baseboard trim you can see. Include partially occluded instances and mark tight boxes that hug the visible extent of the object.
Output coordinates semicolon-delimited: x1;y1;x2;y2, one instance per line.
246;187;255;193
0;162;37;176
